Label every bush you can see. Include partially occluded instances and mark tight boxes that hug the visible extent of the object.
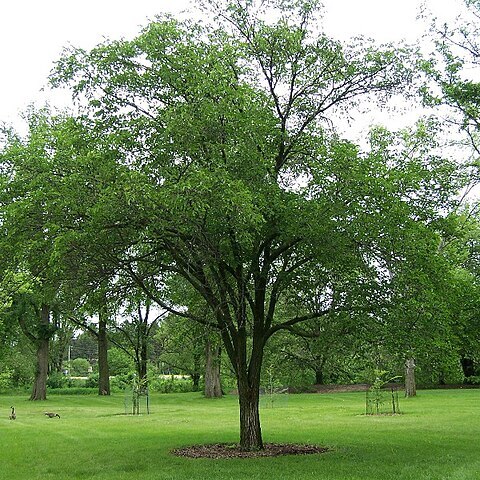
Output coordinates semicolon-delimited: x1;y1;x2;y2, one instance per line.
149;375;195;393
110;373;136;392
70;358;91;376
0;369;13;391
464;375;480;385
47;372;68;389
3;351;34;388
85;373;99;389
66;377;87;388
108;348;134;376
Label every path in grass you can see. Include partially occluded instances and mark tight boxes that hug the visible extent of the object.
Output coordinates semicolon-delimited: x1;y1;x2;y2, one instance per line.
0;389;478;480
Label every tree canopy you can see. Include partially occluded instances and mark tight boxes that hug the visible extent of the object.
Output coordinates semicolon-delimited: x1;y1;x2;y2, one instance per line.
0;0;472;450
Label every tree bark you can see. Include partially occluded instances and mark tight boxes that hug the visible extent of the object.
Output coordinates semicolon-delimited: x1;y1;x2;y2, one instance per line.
315;369;324;385
238;376;263;450
204;339;222;398
461;357;475;380
192;349;202;392
405;358;416;397
135;351;148;395
98;311;110;396
30;304;51;401
192;372;201;391
137;348;148;386
234;325;264;451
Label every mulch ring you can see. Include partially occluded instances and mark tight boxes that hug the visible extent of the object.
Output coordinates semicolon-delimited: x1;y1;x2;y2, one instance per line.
172;443;329;459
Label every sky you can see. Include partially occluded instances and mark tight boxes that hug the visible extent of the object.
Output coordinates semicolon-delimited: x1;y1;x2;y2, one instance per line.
0;0;466;132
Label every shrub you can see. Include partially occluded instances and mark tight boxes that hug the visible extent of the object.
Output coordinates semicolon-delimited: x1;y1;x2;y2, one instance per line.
108;348;134;376
70;358;91;376
85;373;99;389
464;375;480;385
67;377;87;388
149;375;195;393
4;351;34;387
110;373;136;392
47;372;68;389
0;369;13;391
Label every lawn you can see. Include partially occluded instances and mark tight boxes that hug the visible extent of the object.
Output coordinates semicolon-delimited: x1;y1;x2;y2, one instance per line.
0;388;478;479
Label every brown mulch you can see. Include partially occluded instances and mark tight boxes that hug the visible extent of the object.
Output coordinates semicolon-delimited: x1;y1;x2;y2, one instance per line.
172;443;328;459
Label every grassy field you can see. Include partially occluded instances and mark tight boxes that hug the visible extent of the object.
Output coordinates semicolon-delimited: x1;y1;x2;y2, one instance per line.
0;388;478;480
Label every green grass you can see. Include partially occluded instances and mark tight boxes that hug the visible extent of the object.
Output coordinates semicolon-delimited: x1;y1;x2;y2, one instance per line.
0;389;478;479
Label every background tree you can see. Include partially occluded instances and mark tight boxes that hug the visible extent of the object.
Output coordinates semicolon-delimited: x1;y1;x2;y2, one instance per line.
440;211;480;382
269;311;367;387
0;113;71;400
49;314;75;375
110;292;166;389
0;109;133;397
155;315;205;391
70;331;98;364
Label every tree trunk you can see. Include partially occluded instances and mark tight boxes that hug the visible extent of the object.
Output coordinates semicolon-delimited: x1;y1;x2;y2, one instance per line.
204;340;222;398
235;328;264;451
315;369;324;385
192;349;202;392
98;312;110;396
30;338;49;400
461;357;475;380
405;358;416;397
139;319;149;386
30;304;50;401
135;349;148;396
238;376;263;450
137;352;148;386
217;290;264;450
191;372;200;391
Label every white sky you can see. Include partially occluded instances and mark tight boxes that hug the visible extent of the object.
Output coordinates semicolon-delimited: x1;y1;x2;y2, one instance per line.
0;0;465;131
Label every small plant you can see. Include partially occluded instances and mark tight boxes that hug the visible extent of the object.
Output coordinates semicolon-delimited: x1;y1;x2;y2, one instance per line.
366;370;401;415
262;364;288;409
124;374;150;415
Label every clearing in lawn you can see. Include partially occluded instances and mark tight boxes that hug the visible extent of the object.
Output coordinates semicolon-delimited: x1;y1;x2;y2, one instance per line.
0;389;478;480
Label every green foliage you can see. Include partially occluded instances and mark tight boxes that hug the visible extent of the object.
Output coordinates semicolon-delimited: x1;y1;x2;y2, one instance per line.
110;371;196;394
149;376;195;394
1;0;473;449
65;377;89;388
0;345;35;388
69;358;91;376
108;348;134;376
0;369;13;391
365;370;402;415
464;374;480;385
85;373;99;389
426;0;480;156
415;353;465;386
46;372;69;389
154;314;205;379
71;333;97;362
